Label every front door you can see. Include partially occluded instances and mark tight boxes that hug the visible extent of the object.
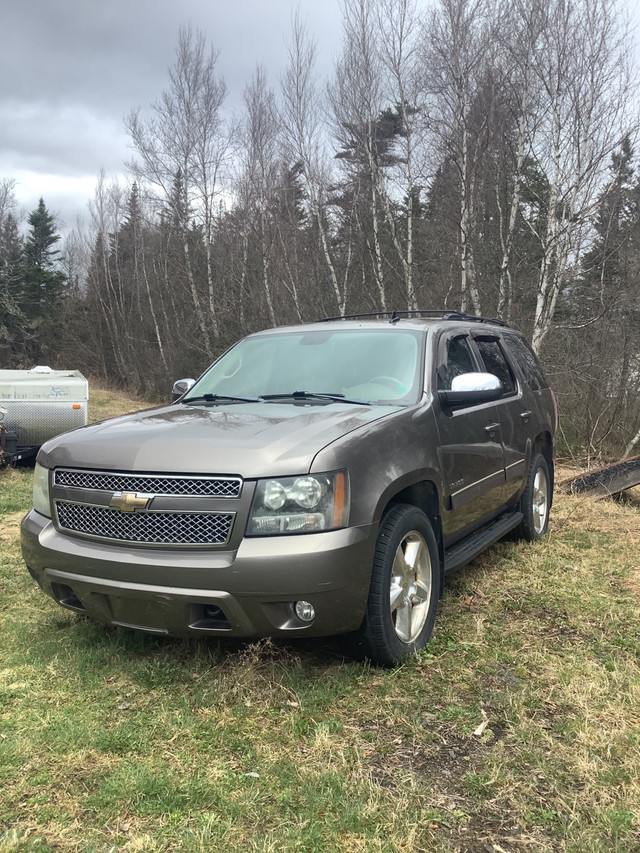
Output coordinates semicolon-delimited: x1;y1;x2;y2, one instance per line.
433;332;506;544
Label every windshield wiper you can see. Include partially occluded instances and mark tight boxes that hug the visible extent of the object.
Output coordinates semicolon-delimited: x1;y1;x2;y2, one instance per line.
260;391;371;405
181;393;263;405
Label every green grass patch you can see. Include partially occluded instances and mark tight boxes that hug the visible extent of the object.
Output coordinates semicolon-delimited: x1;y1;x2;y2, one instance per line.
0;469;33;514
1;393;639;851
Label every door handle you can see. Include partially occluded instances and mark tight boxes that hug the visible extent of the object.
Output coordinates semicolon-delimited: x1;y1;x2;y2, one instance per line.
520;411;532;422
485;423;500;434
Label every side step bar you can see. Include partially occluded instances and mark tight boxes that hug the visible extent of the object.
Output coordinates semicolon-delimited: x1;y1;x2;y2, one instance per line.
444;511;523;574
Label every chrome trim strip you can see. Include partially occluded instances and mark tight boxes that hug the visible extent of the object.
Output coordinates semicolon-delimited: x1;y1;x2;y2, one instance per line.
505;459;526;481
451;468;505;498
450;468;505;510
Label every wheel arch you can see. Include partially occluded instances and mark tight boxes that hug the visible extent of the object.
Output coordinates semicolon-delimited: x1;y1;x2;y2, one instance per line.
532;431;554;503
380;480;445;592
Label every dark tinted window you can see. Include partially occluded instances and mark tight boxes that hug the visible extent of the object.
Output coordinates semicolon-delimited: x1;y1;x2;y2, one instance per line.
503;333;549;391
438;335;477;390
474;338;516;394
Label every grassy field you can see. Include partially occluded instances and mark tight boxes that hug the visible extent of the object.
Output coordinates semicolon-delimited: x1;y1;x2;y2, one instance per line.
1;388;639;852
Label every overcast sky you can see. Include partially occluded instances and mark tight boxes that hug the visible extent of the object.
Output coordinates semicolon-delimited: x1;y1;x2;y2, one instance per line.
0;0;344;230
2;1;639;233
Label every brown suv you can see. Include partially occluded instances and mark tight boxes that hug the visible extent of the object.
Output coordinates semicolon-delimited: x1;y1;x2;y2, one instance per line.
21;312;556;665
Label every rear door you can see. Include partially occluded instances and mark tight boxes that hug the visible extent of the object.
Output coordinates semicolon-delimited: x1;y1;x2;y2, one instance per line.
470;334;529;506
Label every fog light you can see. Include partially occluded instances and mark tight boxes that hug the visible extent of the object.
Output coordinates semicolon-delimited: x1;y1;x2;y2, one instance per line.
295;600;315;622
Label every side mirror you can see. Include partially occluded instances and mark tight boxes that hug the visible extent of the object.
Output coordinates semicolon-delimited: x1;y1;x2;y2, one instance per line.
172;378;196;402
438;372;502;407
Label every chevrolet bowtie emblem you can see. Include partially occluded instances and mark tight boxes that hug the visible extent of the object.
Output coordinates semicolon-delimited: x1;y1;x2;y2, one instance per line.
109;492;151;512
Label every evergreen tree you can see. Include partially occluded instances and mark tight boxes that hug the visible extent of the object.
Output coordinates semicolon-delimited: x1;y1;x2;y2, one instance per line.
581;136;640;302
19;198;67;321
14;198;67;364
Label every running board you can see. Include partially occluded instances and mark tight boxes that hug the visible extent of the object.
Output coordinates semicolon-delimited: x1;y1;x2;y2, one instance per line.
444;511;523;574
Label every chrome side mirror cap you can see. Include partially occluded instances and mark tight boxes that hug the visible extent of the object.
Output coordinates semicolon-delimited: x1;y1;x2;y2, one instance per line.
172;378;196;402
451;372;502;393
439;372;502;407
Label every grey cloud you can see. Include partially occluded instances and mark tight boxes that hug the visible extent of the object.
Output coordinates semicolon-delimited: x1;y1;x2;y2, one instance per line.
0;0;341;229
2;101;129;175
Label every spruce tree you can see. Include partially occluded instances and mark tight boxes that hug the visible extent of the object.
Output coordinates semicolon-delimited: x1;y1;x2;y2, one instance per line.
582;136;639;300
16;198;67;362
19;198;67;321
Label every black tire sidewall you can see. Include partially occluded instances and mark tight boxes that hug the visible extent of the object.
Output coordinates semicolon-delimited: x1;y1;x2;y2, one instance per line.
359;504;441;666
518;453;551;541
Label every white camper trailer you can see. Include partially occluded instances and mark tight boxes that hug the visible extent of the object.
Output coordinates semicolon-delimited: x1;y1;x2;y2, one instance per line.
0;367;88;464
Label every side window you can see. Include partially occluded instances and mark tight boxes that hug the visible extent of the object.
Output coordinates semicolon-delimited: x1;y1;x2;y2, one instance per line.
503;333;549;391
474;338;517;395
438;335;477;390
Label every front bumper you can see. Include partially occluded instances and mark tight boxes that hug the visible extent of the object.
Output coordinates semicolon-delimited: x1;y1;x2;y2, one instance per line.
21;510;378;638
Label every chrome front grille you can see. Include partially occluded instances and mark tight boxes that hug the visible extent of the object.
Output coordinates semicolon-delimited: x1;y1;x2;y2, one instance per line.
54;469;242;498
55;501;234;546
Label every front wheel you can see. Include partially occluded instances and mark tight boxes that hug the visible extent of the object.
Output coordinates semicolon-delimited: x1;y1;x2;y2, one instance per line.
355;504;441;666
516;453;551;541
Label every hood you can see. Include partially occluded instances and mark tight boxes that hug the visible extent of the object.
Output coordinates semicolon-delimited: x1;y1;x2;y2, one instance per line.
38;401;398;477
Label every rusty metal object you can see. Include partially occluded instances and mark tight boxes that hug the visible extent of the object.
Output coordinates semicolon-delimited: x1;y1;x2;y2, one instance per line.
558;455;640;497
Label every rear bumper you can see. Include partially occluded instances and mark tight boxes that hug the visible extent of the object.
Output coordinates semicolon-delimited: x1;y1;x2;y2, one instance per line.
21;510;378;638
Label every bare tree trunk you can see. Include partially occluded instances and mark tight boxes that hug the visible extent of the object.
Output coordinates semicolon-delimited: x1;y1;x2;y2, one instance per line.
460;121;480;314
282;12;346;314
204;239;219;339
315;203;345;314
238;229;249;329
125;25;228;348
182;231;212;354
496;109;527;319
260;208;277;327
151;253;174;371
140;241;168;370
327;0;392;311
524;0;633;353
377;0;422;311
276;223;303;322
424;0;492;316
623;426;640;459
367;141;387;310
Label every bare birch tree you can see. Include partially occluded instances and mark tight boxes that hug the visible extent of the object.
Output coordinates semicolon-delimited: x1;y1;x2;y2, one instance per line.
376;0;425;310
86;174;130;381
523;0;634;352
423;0;495;315
125;25;228;353
329;0;388;310
238;66;280;327
0;179;17;226
493;0;547;320
281;12;348;314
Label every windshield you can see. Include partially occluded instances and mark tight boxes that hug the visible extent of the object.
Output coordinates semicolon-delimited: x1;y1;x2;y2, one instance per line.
185;328;423;406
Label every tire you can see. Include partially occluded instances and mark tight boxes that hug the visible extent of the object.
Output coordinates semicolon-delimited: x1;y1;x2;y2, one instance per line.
355;504;441;666
516;452;551;541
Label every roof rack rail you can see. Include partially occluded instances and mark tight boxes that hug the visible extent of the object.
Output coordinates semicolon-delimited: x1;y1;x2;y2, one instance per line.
318;310;508;327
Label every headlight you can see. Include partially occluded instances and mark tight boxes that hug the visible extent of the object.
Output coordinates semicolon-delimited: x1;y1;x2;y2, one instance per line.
247;472;349;536
33;462;52;518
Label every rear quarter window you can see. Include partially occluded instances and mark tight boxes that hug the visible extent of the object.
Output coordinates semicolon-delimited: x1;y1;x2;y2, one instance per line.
503;333;549;392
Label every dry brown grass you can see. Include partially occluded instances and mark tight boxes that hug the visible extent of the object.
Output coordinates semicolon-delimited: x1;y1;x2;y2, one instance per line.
87;381;150;424
2;394;639;851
